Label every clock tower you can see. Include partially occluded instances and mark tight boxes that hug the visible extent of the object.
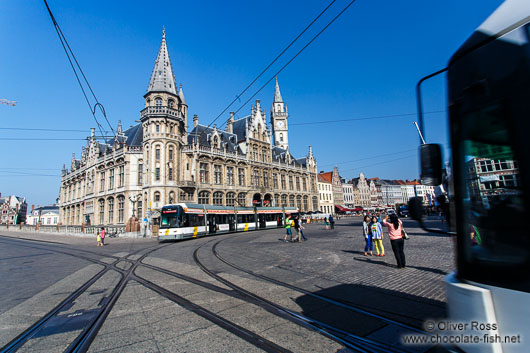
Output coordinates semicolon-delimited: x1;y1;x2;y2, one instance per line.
271;77;289;149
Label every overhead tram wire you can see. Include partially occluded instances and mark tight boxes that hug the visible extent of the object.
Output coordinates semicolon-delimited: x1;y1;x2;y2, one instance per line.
320;148;416;168
221;0;359;129
197;0;338;141
290;110;446;126
43;0;115;136
0;109;444;136
341;154;417;174
0;127;109;133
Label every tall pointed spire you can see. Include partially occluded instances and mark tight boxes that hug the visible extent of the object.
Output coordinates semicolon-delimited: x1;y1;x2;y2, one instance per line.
274;76;283;103
147;28;177;95
178;83;186;105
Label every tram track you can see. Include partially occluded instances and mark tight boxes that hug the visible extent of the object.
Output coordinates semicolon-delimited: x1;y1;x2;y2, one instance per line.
0;237;167;353
0;229;443;353
0;236;301;353
211;237;433;332
190;240;416;353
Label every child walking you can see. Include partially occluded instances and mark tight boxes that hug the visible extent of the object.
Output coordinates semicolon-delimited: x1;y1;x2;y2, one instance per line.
370;216;385;256
362;215;373;256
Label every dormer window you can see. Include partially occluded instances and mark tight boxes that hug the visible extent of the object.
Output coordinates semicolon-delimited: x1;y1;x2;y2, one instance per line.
155;98;162;106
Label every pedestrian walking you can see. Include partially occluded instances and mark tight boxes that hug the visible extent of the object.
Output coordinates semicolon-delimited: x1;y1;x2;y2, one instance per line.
383;214;406;268
370;216;384;256
329;215;335;230
362;215;373;256
293;216;307;242
299;218;307;241
283;215;292;242
96;230;102;247
324;217;329;230
100;227;106;246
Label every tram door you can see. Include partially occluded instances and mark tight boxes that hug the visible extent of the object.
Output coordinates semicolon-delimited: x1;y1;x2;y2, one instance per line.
258;214;266;229
208;215;216;234
227;214;236;231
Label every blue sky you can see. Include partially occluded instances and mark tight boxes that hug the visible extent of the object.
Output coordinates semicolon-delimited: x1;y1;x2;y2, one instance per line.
1;0;503;206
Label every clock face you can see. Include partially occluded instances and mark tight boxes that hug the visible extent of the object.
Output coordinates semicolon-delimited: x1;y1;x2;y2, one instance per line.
276;121;285;129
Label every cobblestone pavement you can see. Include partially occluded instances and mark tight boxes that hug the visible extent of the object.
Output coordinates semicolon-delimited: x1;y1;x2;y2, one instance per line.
0;217;453;352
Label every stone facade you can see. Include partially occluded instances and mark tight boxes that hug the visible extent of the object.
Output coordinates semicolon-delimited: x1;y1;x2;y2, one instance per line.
351;173;370;207
58;30;319;226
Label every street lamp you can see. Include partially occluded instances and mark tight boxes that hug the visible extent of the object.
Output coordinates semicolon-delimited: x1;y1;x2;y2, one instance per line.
129;193;141;217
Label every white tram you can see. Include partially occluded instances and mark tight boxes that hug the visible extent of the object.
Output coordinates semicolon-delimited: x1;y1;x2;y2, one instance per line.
158;203;298;241
414;1;530;352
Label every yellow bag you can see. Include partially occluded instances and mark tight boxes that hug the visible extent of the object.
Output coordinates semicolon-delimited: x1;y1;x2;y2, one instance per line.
97;235;101;242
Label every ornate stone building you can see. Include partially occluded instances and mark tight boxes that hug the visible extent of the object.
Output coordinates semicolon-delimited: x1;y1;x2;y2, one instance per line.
58;30;319;226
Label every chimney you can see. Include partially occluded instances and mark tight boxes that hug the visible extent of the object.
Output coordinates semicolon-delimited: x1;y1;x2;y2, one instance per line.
226;112;234;134
193;114;199;128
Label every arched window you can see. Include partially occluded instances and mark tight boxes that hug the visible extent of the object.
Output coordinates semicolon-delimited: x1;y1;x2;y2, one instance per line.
168;99;174;109
213;136;219;149
198;191;210;204
213;192;223;205
312;197;318;212
107;197;114;223
146;98;151;106
280;133;284;142
289;195;295;207
281;194;287;207
155;98;162;106
99;199;105;224
156;124;160;133
296;195;302;210
169;191;175;204
226;192;236;207
117;195;125;223
237;193;246;207
303;196;308;212
154;192;161;202
155;147;161;160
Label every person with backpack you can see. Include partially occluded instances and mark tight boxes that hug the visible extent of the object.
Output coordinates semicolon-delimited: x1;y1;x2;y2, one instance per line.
283;214;292;243
362;215;373;256
370;216;384;256
383;214;406;268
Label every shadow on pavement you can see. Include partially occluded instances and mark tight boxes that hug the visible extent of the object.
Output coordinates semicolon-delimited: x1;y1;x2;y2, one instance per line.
293;282;446;341
341;251;448;275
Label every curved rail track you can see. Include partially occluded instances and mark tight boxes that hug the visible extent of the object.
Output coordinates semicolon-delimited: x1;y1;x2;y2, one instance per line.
0;231;444;353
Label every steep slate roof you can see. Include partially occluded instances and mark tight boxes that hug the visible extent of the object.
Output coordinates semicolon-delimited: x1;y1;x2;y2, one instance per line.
187;124;241;153
274;77;283;102
232;117;248;143
271;146;299;165
123;124;143;146
147;28;177;95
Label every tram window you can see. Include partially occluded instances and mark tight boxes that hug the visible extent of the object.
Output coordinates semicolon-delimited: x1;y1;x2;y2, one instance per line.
460;104;527;269
160;209;180;228
184;214;204;227
237;214;252;223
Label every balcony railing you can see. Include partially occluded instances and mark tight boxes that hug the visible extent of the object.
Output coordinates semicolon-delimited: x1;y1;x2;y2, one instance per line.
140;106;180;119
